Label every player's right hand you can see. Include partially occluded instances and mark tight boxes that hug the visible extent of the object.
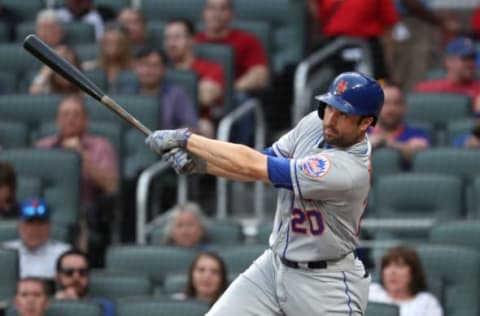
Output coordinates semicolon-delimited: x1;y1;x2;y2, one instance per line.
145;128;192;154
162;147;206;175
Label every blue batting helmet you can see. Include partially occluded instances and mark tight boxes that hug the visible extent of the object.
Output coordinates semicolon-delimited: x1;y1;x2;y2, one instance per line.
316;72;384;126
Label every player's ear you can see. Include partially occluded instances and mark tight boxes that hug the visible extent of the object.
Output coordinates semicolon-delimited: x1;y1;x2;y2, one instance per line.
358;116;374;132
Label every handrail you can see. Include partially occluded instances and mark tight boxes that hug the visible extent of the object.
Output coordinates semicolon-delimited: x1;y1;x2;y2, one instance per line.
216;98;266;219
293;37;374;125
135;160;188;244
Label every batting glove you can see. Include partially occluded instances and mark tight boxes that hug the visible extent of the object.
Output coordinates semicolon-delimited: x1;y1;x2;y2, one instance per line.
162;147;206;175
145;128;192;154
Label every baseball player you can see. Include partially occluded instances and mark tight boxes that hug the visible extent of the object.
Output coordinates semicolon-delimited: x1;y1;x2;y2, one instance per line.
145;72;384;315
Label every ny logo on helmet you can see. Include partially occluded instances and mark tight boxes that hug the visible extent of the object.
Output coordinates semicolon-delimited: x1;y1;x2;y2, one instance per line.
334;80;348;95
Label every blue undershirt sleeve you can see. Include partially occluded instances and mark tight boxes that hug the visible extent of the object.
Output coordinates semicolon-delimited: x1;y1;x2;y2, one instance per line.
267;156;293;190
263;147;277;157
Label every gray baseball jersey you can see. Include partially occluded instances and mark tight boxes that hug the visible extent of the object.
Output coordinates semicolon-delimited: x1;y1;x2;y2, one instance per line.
270;111;371;261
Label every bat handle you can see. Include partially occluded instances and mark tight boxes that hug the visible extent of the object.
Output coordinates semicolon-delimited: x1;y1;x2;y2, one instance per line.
101;96;152;136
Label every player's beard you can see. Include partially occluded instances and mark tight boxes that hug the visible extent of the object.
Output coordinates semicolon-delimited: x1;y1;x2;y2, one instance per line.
323;126;361;148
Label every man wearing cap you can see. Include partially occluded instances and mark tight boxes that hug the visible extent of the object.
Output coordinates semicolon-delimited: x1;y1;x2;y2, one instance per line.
415;36;480;114
3;198;71;279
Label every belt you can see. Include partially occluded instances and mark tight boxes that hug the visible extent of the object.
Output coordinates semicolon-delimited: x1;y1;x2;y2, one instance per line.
280;257;327;269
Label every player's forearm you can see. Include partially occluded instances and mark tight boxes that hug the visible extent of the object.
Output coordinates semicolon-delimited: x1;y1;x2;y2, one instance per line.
186;134;269;182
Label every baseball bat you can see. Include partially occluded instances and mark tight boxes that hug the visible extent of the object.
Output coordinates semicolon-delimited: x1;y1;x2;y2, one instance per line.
23;34;152;136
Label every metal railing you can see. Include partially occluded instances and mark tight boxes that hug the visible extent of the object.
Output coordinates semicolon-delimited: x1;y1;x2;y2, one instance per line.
292;37;374;125
136;161;188;244
216;98;266;219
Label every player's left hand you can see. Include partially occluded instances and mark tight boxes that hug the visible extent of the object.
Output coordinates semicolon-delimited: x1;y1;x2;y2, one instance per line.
145;128;191;154
162;147;206;175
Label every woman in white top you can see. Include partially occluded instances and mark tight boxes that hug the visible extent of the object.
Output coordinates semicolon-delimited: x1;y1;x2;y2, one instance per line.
368;246;443;316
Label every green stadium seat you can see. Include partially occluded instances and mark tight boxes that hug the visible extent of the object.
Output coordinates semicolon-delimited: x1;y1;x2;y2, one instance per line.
0;94;62;136
54;0;129;15
0;121;28;149
405;93;471;130
117;298;210;316
371;148;402;181
471;177;480;218
445;119;476;146
430;221;480;254
0;149;81;226
17;176;42;202
413;148;480;184
7;300;103;316
149;220;243;245
16;22;96;44
162;273;187;295
233;0;307;73
1;0;42;21
0;220;70;243
0;43;42;76
0;72;18;94
74;43;99;62
416;245;480;316
89;270;152;299
146;21;165;47
0;21;8;42
256;222;273;244
195;44;235;112
217;244;266;274
106;245;197;286
0;247;18;302
141;0;206;22
365;302;399;316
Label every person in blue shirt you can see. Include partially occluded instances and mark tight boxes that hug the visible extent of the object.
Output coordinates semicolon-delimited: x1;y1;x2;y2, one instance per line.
369;83;430;165
452;120;480;148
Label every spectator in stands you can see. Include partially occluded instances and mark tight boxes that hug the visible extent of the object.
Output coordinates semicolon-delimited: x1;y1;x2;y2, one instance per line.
120;46;198;131
29;45;82;95
117;8;149;49
164;19;225;137
307;0;398;80
0;161;18;219
83;23;133;92
14;278;50;316
369;83;429;165
196;0;269;96
55;249;114;316
36;95;119;209
369;246;443;316
35;9;65;48
173;252;228;306
162;202;208;248
3;198;71;279
415;36;480;114
452;119;480;148
56;0;104;41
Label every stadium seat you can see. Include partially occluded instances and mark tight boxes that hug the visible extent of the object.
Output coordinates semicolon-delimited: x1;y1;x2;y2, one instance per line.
233;0;307;73
365;302;399;316
217;244;266;274
0;220;70;243
74;43;99;62
162;273;187;295
430;221;480;254
1;0;42;22
405;93;471;130
471;177;480;218
17;176;42;202
6;300;103;316
416;245;480;316
117;298;210;316
0;43;42;76
0;21;8;42
413;148;480;184
89;270;152;299
0;121;28;149
256;221;273;244
444;119;476;146
16;22;96;44
0;71;18;94
371;148;402;181
106;245;197;286
195;44;235;113
149;220;243;245
146;21;165;47
0;149;81;225
0;247;18;302
140;0;206;22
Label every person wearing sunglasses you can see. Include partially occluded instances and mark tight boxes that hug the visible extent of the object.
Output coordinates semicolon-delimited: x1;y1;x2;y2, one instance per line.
3;198;71;279
55;249;115;316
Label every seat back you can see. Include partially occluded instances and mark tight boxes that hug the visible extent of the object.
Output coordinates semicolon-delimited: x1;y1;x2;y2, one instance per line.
0;149;81;225
89;270;152;299
140;0;206;22
371;148;402;181
0;121;28;149
117;298;210;316
0;248;18;302
445;119;476;146
430;221;480;253
106;245;196;285
217;244;266;274
365;302;399;316
6;300;103;316
16;22;96;44
0;72;18;93
2;0;43;21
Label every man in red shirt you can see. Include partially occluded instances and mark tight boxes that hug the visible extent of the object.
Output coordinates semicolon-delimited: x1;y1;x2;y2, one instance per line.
164;19;225;137
415;36;480;114
196;0;269;94
308;0;399;80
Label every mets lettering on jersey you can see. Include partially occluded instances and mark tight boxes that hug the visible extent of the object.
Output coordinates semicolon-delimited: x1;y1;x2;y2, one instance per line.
300;154;330;178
